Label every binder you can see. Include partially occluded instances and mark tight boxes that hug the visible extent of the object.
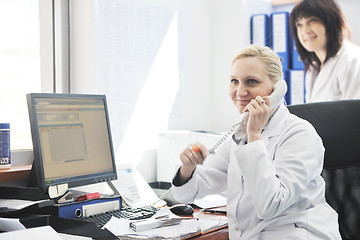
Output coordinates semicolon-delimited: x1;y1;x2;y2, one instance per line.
250;14;270;47
290;38;304;70
42;195;121;219
285;70;305;105
270;12;291;70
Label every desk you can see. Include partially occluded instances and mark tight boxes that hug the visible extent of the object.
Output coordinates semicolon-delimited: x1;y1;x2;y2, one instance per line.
0;164;31;183
197;227;229;239
188;207;229;240
0;172;229;240
15;208;229;240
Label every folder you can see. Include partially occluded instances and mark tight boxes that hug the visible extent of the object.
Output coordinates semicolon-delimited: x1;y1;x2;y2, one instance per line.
45;195;121;219
250;14;270;47
285;70;305;105
290;38;304;70
270;12;291;70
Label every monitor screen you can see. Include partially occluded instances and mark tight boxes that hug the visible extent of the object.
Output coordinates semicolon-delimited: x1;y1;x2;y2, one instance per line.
27;93;117;194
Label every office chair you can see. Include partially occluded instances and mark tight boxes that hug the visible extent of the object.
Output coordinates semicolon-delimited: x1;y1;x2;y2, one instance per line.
287;100;360;240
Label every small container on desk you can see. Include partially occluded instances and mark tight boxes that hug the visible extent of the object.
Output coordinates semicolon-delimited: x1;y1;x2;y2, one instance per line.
0;123;11;169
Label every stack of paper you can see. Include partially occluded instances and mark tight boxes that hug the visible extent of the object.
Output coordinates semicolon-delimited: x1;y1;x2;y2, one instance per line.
104;217;200;239
197;216;227;235
103;207;228;239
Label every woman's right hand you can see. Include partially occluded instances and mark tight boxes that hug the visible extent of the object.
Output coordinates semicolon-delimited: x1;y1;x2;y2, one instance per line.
179;143;209;182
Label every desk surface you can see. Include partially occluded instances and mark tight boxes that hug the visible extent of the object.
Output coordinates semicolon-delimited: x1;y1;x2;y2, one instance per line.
2;203;229;240
197;227;228;239
0;164;31;183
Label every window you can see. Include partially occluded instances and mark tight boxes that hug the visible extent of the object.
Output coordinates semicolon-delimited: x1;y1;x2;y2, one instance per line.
0;0;55;150
0;0;42;149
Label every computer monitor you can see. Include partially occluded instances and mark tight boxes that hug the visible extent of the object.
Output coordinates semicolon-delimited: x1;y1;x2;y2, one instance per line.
27;93;117;195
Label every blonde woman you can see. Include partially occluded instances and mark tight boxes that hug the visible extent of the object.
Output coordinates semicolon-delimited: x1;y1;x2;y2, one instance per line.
172;45;341;239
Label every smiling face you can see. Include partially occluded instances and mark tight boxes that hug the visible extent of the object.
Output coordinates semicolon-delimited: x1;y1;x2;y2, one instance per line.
229;57;274;113
296;17;327;56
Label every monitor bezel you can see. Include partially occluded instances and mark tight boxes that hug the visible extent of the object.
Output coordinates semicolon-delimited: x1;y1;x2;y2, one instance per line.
27;93;117;194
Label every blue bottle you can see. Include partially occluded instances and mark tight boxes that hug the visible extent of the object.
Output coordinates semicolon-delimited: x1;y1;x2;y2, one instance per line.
0;123;11;169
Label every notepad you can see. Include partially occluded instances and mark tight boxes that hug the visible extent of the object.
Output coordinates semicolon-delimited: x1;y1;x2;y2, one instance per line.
197;216;228;235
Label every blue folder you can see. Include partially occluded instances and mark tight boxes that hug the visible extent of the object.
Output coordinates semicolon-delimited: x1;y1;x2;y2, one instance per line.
270;12;291;70
250;14;270;47
290;38;304;70
285;70;305;105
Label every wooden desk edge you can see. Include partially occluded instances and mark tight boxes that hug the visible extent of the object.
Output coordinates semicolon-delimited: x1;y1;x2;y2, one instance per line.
193;208;229;239
0;164;32;183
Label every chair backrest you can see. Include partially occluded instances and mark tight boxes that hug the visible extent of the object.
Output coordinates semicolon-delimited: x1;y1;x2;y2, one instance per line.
287;100;360;240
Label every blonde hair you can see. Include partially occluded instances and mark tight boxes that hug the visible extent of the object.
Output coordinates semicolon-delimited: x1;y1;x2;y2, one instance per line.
232;45;283;83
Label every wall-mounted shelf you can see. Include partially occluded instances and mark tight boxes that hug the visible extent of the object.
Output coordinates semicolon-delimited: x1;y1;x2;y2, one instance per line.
272;0;301;6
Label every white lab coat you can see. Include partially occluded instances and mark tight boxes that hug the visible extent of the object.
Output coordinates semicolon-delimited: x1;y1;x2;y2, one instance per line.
306;40;360;102
172;105;341;240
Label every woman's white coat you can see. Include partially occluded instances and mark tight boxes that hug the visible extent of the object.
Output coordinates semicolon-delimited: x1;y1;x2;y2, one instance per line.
306;40;360;102
172;105;341;239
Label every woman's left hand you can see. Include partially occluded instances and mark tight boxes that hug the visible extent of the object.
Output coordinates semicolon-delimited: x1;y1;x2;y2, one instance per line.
243;96;271;143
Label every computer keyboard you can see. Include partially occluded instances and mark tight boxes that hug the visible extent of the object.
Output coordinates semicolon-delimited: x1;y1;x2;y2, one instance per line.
81;205;159;228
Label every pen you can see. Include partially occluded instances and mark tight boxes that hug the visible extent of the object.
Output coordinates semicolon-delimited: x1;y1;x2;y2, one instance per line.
191;146;200;153
175;217;199;220
202;209;227;214
189;145;204;159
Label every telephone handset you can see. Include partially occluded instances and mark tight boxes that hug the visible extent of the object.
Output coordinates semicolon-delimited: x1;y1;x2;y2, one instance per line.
209;79;287;154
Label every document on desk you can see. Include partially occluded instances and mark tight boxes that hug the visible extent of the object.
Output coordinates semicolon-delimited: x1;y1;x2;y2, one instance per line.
105;217;200;239
197;216;227;235
103;207;200;239
58;233;92;240
103;207;227;239
193;193;226;209
0;217;26;232
0;226;63;239
0;198;51;211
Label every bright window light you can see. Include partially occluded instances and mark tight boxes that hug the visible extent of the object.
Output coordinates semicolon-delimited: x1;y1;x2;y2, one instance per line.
0;0;41;150
116;12;179;165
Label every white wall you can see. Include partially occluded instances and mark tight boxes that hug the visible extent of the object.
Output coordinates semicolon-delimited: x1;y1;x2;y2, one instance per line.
70;0;253;132
68;0;274;181
338;0;360;45
209;0;273;131
69;0;360;182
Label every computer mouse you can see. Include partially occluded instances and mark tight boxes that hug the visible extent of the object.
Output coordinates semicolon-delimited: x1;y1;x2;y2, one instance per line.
169;203;194;216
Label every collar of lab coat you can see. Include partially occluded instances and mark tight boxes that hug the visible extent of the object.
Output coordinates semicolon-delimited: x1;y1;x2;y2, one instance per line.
261;104;289;142
232;104;289;145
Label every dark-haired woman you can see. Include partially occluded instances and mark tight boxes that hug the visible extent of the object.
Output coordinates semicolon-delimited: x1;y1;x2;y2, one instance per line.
290;0;360;102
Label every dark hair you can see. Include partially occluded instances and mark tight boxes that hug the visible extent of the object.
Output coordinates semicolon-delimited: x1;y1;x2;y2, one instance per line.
290;0;347;71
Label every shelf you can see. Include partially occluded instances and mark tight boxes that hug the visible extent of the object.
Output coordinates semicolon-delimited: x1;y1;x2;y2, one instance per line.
272;0;301;6
0;164;32;183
